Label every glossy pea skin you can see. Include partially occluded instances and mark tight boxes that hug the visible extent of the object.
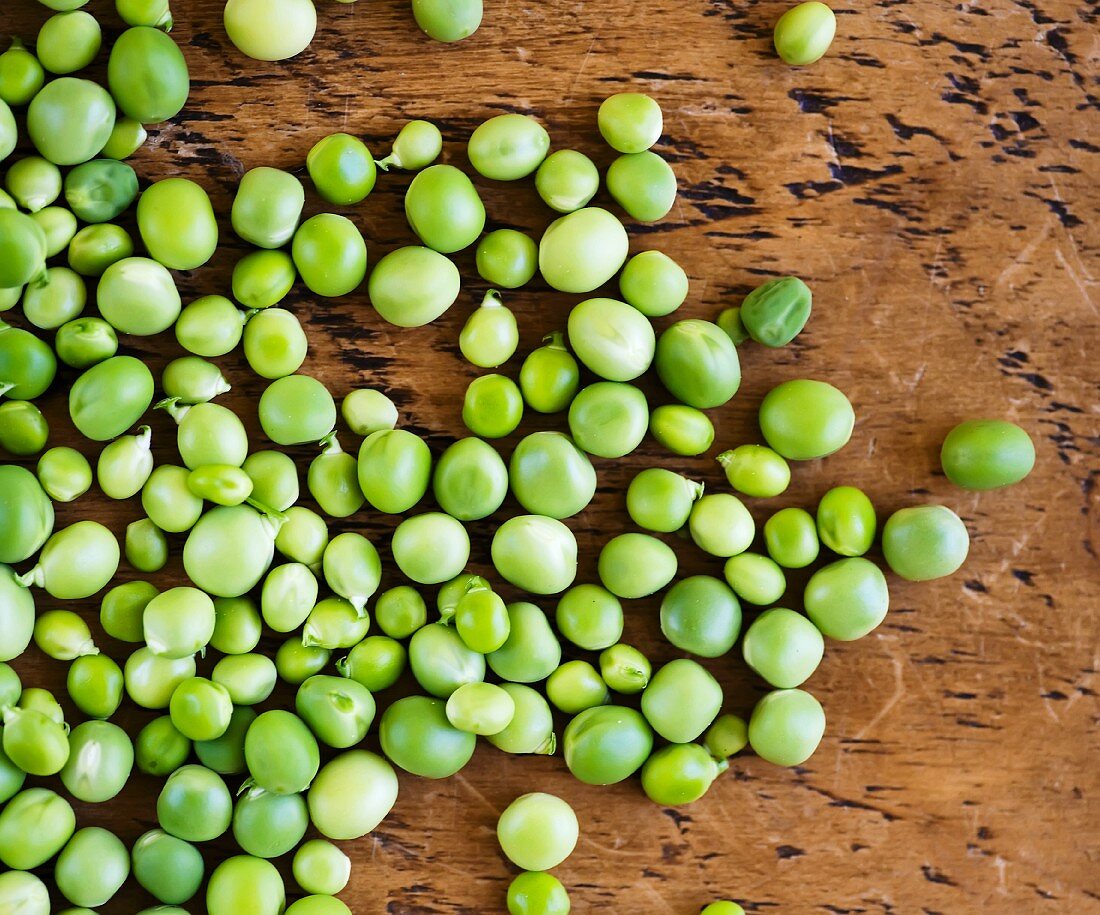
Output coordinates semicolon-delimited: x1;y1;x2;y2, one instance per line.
64;159;138;223
66;654;124;719
816;485;876;556
555;583;623;651
392;514;471;586
740;276;812;346
374;586;427;639
234;248;298;313
642;659;723;743
509;431;596;519
0;320;56;399
379;695;476;779
245;709;320;795
53;316;116;369
546;660;609;714
232;785;309;859
132;829;204;906
377;120;443;171
0;467;54;567
169;676;234;742
32;205;79;257
338;635;407;692
567;296;655;382
619;250;688;317
293;839;351;895
307;750;398;840
99;580;156;643
295;674;375;748
164;401;248;469
125;648;196;711
0;871;49;913
764;507;820;569
445;681;515;735
507;871;571;915
0;211;48;287
101;115;147;158
463;373;524;439
598;93;663;153
650;404;714;456
742;607;824;688
37;12;101;75
116;0;175;29
519;332;579;413
804;557;889;640
97;425;154;499
882;504;969;581
759;378;854;460
184;505;279;598
717;444;790;498
26;78;115;166
702;904;746;915
468;114;550;181
245;450;300;513
940;419;1035;490
405;164;485;253
369;245;461;327
626;467;702;533
460;289;519;367
59;720;133;803
723;552;786;606
187;464;253;507
206;855;285;915
6;156;62;212
473;230;537;290
705;713;749;759
563;705;653;785
357;428;432;513
97;257;182;335
274;507;328;570
606;151;677;222
455;586;511;653
0;99;14;164
487;683;556;755
539;207;629;294
748;688;826;766
162;357;231;405
0;400;48;455
0;40;45;107
689;493;755;558
232;167;305;249
408;623;485;697
308;440;364;518
2;706;69;776
488;602;561;683
275;638;331;686
19;520;119;599
212;654;277;706
492;515;578;595
342;388;397;436
308;133;377;205
67;223;133;276
411;0;483;42
22;267;86;331
142;465;203;532
108;26;189;123
568;381;648;459
292;213;367;297
211;597;263;655
498;792;578;872
137;178;217;270
55;826;130;908
641;743;724;806
224;0;316;61
433;436;508;521
598;532;677;599
259;374;337;446
0;787;75;869
37;446;91;502
535;148;599;213
34;608;96;659
660;575;742;658
655;319;740;409
774;1;836;65
302;598;370;651
135;716;190;777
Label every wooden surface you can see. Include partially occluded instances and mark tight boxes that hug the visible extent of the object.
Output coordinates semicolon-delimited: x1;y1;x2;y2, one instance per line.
3;0;1098;911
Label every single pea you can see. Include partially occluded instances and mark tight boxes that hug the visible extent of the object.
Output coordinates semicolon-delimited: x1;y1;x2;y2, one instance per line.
0;465;54;564
136;177;216;271
408;622;484;697
507;871;571;915
100;580;157;642
244;449;300;513
17;688;64;723
599;643;651;694
16;520;119;599
341;388;397;436
607;151;677;222
245;709;320;795
0;400;49;455
27;77;115;166
161;359;231;405
307;132;377;205
67;223;133;276
34;608;96;659
460;289;520;367
642;658;723;743
66;654;122;721
555;583;623;651
764;507;820;568
411;0;482;41
722;552;786;605
463;373;524;438
275;506;329;570
717;444;791;498
535;148;599;213
142;465;204;532
519;331;580;413
563;705;653;785
125;648;196;710
547;660;609;714
143;586;217;660
368;245;460;327
655;319;741;409
619;250;688;317
882;504;969;581
295;674;375;748
135;715;190;777
212;653;277;706
468;113;550;181
438;573;489;621
234;249;297;309
598;532;677;599
701;903;746;915
453;585;510;653
625;467;703;533
487;602;561;683
486;683;556;755
539;207;629;294
0;871;49;912
107;24;189;121
941;419;1035;490
816;485;876;556
302;597;371;651
379;695;476;779
748;688;826;766
97;425;153;499
804;556;889;640
0;787;75;869
64;159;139;223
598;92;663;153
322;532;382;611
774;1;836;65
2;706;70;775
641;743;725;806
116;0;175;29
650;404;714;456
101;116;148;159
31;205;78;257
0;210;47;287
22;267;86;330
307;749;397;842
292;213;367;297
704;713;749;759
0;39;45;107
37;445;90;506
498;792;578;872
376;120;442;171
53;316;116;369
740;276;812;346
258;374;337;446
188;464;254;507
97;257;182;335
338;635;406;692
59;720;133;803
0;320;56;402
759;378;854;460
207;598;260;657
660;575;742;658
742;607;824;688
275;637;332;685
55;826;130;908
0;663;19;712
206;855;285;915
157;767;233;842
170;676;234;742
568;381;648;458
405;164;485;253
132;829;204;906
184;504;282;598
509;431;596;519
224;0;317;60
492;515;577;595
308;436;364;518
233;784;309;859
567;296;655;382
374;585;427;639
445;681;515;735
232;167;305;248
689;493;755;558
293;839;351;895
432;436;508;521
5;156;62;212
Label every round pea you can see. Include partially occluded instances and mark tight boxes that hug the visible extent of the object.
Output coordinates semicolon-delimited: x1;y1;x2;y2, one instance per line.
509;431;596;519
0;400;48;454
619;250;688;317
688;493;755;558
132;829;204;906
486;683;555;755
302;597;370;651
0;40;44;106
411;0;482;41
275;637;331;686
0;871;48;913
740;275;812;346
431;436;507;520
660;575;742;658
5;156;62;212
338;635;406;692
568;381;648;458
606;151;676;222
308;438;364;518
463;373;524;438
717;444;791;498
206;855;285;915
184;504;280;598
64;158;138;223
487;602;561;683
371;587;425;640
0;787;75;869
722;552;786;605
26;77;115;166
0;322;56;401
0;100;14;164
546;660;609;714
233;785;309;859
307;132;377;205
135;715;190;776
555;583;623;651
536;148;599;213
53;316;116;369
598;92;662;153
702;904;746;915
598;532;677;599
22;268;86;331
224;0;317;60
641;659;723;743
97;257;182;335
445;681;515;735
379;695;476;779
641;743;724;806
0;210;48;287
650;404;714;456
882;504;969;580
292;213;367;297
519;331;579;413
941;419;1035;490
125;648;196;710
507;871;571;915
492;515;577;594
454;586;511;653
67;223;133;276
108;26;189;123
563;705;653;785
233;247;296;307
35;446;90;502
259;374;337;445
764;507;820;568
245;449;300;512
293;839;351;895
498;792;578;871
232;166;305;248
55;826;130;908
742;608;824;688
774;1;836;65
655;319;740;409
295;675;375;748
748;688;826;766
376;119;442;170
468;114;550;181
539;207;629;294
142;465;203;532
405;164;485;253
599;643;651;694
17;520;119;599
307;750;398;840
368;245;460;326
31;205;79;256
59;720;133;803
169;676;233;742
759;378;855;460
2;706;69;775
626;467;702;533
341;388;397;436
816;485;876;555
275;506;328;570
804;556;889;640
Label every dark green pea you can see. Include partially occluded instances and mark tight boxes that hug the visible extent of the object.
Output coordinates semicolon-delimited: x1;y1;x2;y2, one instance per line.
740;276;812;346
816;485;876;556
941;419;1035;490
64;159;138;223
519;332;579;413
66;654;124;719
107;26;189;123
132;829;204;906
135;715;191;776
379;695;476;779
660;575;742;658
307;133;377;205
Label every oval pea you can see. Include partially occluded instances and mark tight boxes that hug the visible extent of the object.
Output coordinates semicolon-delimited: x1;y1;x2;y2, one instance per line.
275;506;328;569
307;750;398;841
759;378;854;460
66;653;124;720
0;320;56;399
341;388;397;436
224;0;316;60
302;597;370;651
454;585;510;653
536;148;599;213
142;464;204;532
2;706;70;776
619;250;688;317
26;77;115;166
160;400;248;468
0;40;45;106
0;466;54;564
206;855;285;915
59;720;133;803
774;1;836;65
486;683;555;755
356;428;432;513
641;743;725;806
244;306;308;378
723;552;787;606
292;213;367;297
717;444;790;498
0;787;75;869
599;643;651;694
539;206;628;294
275;637;331;686
764;507;820;569
33;608;97;659
641;659;723;743
408;623;484;698
0;400;48;455
186;464;253;506
67;223;133;276
32;205;79;256
162;357;231;404
459;289;519;368
245;449;300;513
295;675;375;748
379;695;476;779
567;296;655;382
308;438;364;518
567;381;648;458
232;167;305;249
748;688;826;766
97;425;153;498
881;504;969;581
233;785;309;859
183;504;280;598
293;839;351;896
64;159;138;223
258;374;337;446
563;705;653;785
519;332;579;413
22;267;86;330
740;275;812;346
598;92;663;153
475;229;538;289
468;114;549;181
157;764;233;842
742;607;824;688
655;319;741;409
132;829;204;906
0;210;48;287
369;244;460;327
487;602;561;683
337;635;406;692
107;26;190;123
509;431;596;519
37;446;92;502
17;520;119;599
97;257;182;335
5;156;62;212
137;178;218;270
650;404;714;456
411;0;482;41
376;120;442;170
404;164;485;253
492;516;577;595
940;419;1035;490
135;715;191;776
432;436;508;521
816;485;876;555
445;681;515;735
705;713;749;760
804;557;889;640
606;151;677;222
626;467;702;533
597;532;677;599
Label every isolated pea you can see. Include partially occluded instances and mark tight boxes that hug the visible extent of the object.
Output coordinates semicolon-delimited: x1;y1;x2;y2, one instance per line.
642;658;723;743
599;643;651;694
759;378;854;460
881;504;969;581
101;116;148;159
405;164;485;253
377;120;442;170
497;792;578;873
460;289;520;368
717;444;790;498
64;159;138;223
0;400;48;455
275;506;329;568
433;436;509;521
509;431;596;519
308;133;377;205
539;207;629;294
598;92;663;153
651;404;714;456
183;505;281;598
108;26;189;122
764;507;820;569
36;446;91;502
409;623;484;697
689;493;755;558
598;532;677;599
135;715;190;776
816;485;876;556
341;388;397;436
233;250;296;309
940;419;1035;490
468;114;550;181
132;829;204;906
67;223;133;276
748;688;826;766
275;637;331;686
563;705;653;785
535;148;599;213
337;635;407;692
740;276;812;346
98;257;182;336
568;381;648;458
742;608;824;688
309;438;364;518
0;40;44;106
411;0;482;41
303;598;371;651
774;1;836;65
723;552;786;605
661;575;742;658
655;319;740;409
619;250;688;317
641;742;725;806
27;77;115;166
487;602;562;683
32;205;78;256
232;167;305;248
5;156;61;212
804;557;889;640
368;245;460;326
259;374;337;446
463;373;524;438
445;681;515;735
487;683;555;755
224;0;316;60
607;151;677;222
520;332;579;413
292;213;367;297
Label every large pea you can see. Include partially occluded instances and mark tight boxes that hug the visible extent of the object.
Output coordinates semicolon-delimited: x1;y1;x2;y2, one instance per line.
224;0;316;60
0;210;48;288
881;504;969;581
63;159;138;223
27;77;115;165
758;379;854;460
307;750;398;840
184;505;278;598
804;557;889;641
816;485;876;556
244;710;320;795
468;114;550;181
509;431;596;519
606;151;677;222
411;0;483;41
432;436;508;521
773;1;836;66
0;564;36;663
137;178;218;270
107;26;189;123
491;515;577;595
0;466;54;563
379;696;476;779
641;658;723;743
307;133;377;205
232;167;305;248
748;688;826;766
368;245;461;327
597;532;677;599
539;207;628;294
660;575;741;658
97;257;181;335
292;214;367;297
655;319;740;409
940;419;1035;490
562;705;653;785
59;720;133;803
567;297;655;382
487;602;561;683
357;429;432;513
404;164;485;253
742;608;824;688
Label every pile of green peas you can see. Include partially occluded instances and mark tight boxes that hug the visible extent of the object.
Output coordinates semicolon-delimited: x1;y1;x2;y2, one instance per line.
0;2;1037;911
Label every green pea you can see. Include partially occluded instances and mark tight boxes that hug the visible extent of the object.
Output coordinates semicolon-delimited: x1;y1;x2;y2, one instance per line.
183;504;280;597
539;206;629;293
0;787;75;869
394;513;470;586
275;637;331;685
27;77;115;165
309;437;364;518
568;381;648;458
171;296;240;359
2;706;69;775
96;425;152;499
0;399;48;454
650;404;714;456
258;374;337;445
59;720;133;803
432;436;508;521
371;244;462;325
882;504;969;581
717;444;790;498
411;0;482;41
567;296;655;382
641;742;725;806
275;506;329;568
0;742;25;808
307;132;377;204
169;676;233;742
774;1;836;65
101;115;148;158
232;249;296;309
486;601;560;682
486;683;555;755
518;334;577;415
31;205;79;256
207;598;260;657
689;493;755;558
245;449;301;512
507;871;571;915
535;148;599;213
302;597;370;651
22;267;86;329
17;688;64;723
815;484;875;555
704;713;749;759
117;0;175;29
187;464;254;507
53;317;114;371
498;792;578;872
453;586;509;653
554;583;623;651
135;715;190;775
0;323;56;402
233;785;309;858
0;872;49;915
162;357;231;405
468;113;549;180
295;674;375;749
475;229;538;288
0;210;48;287
655;319;741;409
223;0;316;60
759;378;854;460
17;520;119;598
33;608;96;659
34;446;88;503
458;373;521;439
293;839;351;895
108;26;189;123
132;829;204;906
597;532;677;599
606;151;676;222
0;39;45;107
377;119;442;170
307;749;397;841
211;653;276;706
748;688;826;766
66;654;123;720
0;467;54;569
740;276;812;346
599;642;651;694
408;622;484;697
717;305;750;344
379;695;476;778
722;552;786;605
443;681;514;735
618;251;687;318
460;289;519;367
64;158;138;223
125;647;196;710
661;575;742;658
597;92;662;153
206;855;285;915
98;580;154;643
244;306;308;377
341;388;397;436
563;705;653;785
509;431;596;519
742;607;824;688
142;464;203;532
804;556;889;641
404;164;485;253
245;709;320;795
546;660;609;714
702;903;746;915
337;635;406;692
137;178;217;269
0;663;19;710
97;257;182;335
941;419;1035;490
625;467;701;533
322;532;381;610
764;507;820;569
67;222;133;276
232;166;305;248
292;213;367;297
492;515;577;594
54;826;130;908
161;400;248;469
642;658;723;744
5;156;61;212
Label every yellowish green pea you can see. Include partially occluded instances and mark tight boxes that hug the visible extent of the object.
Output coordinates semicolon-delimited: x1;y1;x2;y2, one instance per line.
774;1;836;66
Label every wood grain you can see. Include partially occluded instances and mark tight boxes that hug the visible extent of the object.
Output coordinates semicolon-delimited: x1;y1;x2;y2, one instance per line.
2;0;1097;911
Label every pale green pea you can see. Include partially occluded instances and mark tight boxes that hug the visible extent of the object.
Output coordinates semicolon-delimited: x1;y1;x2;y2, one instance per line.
547;660;609;714
224;0;316;60
445;681;515;735
232;166;305;249
393;513;470;585
607;151;677;222
0;212;47;292
655;319;741;409
205;855;285;915
308;133;377;205
374;585;427;639
5;156;61;211
409;623;485;698
0;467;54;564
597;532;677;599
16;520;119;599
59;720;133;803
599;643;650;693
650;404;714;455
17;688;64;723
377;120;442;171
258;374;337;446
34;608;97;659
774;1;836;65
468;114;549;181
717;444;790;498
475;229;538;288
144;586;216;659
66;653;124;719
598;92;663;153
160;399;248;469
97;424;153;498
213;653;277;705
717;305;750;344
688;492;755;558
626;467;703;533
463;373;524;439
519;331;579;413
705;713;749;760
275;637;332;685
117;0;174;29
491;515;577;595
742;607;824;688
37;12;100;73
804;557;889;640
31;206;78;257
211;596;263;655
244;709;320;795
162;353;233;403
881;504;969;581
176;295;245;357
641;658;723;743
244;306;308;378
567;296;655;382
509;430;596;519
307;750;397;841
555;583;623;651
368;245;460;327
567;381;648;459
535;148;599;213
187;464;254;506
539;207;629;294
302;597;371;650
485;603;560;682
137;178;217;270
244;449;300;512
437;573;490;620
432;436;509;521
232;250;295;311
486;683;555;755
723;552;786;605
21;267;85;329
275;506;329;569
764;507;820;568
460;289;519;367
97;256;182;335
341;388;397;436
816;485;876;555
183;504;281;598
337;635;407;692
293;839;351;895
101;116;148;159
55;826;130;908
261;562;319;632
2;706;70;775
142;464;204;532
309;439;364;518
135;715;191;776
748;687;826;766
619;250;688;317
36;446;90;502
322;532;381;611
125;518;168;572
758;379;854;460
941;419;1035;490
67;223;133;276
497;792;578;872
125;648;196;709
411;0;482;41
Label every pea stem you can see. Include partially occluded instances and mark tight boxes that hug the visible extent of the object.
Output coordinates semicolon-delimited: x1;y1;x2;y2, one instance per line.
154;396;189;424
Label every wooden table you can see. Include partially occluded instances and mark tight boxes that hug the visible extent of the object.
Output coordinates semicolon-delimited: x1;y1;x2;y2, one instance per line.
3;0;1097;911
